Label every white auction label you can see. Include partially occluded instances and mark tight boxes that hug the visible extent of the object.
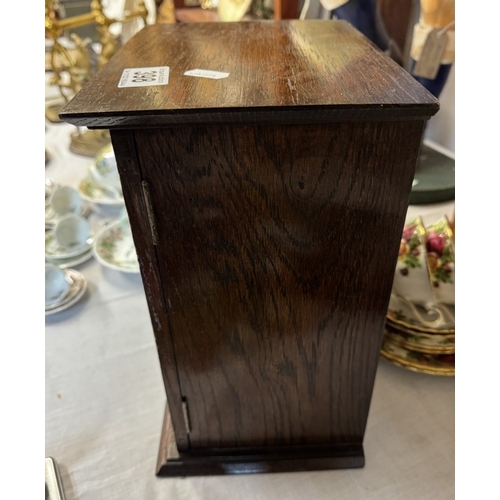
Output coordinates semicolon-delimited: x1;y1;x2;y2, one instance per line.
118;67;170;88
183;69;230;80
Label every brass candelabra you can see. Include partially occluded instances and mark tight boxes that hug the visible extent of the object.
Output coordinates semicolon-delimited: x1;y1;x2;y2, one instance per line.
45;0;149;156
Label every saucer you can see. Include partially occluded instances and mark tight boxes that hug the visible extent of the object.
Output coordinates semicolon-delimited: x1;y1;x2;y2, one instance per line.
384;322;455;355
93;221;140;273
45;268;87;316
78;175;124;206
45;231;94;260
380;335;454;376
45;246;94;269
45;201;91;229
387;293;454;334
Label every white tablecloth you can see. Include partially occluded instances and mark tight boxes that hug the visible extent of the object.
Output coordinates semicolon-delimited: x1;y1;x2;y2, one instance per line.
45;75;454;500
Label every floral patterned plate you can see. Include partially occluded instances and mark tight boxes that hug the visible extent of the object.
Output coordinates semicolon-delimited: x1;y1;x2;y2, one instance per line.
78;175;124;206
384;322;455;355
93;221;139;273
380;335;454;376
387;293;454;334
45;268;87;316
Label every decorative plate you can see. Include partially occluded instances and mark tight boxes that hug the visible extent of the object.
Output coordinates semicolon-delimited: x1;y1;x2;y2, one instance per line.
45;231;94;260
384;322;455;355
387;293;454;334
78;175;124;206
45;268;87;316
380;335;454;376
93;221;139;273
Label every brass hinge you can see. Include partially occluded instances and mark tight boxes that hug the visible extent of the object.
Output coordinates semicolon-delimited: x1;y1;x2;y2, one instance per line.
141;180;158;245
182;397;191;435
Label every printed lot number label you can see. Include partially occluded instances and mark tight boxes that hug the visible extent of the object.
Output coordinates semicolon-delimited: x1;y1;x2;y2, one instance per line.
118;67;170;88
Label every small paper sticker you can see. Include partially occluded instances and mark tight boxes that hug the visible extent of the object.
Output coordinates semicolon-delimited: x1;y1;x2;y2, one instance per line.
412;29;448;80
183;69;230;80
118;67;170;88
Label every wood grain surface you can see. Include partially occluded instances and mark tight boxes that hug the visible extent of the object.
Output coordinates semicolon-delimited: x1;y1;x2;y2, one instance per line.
127;119;424;450
60;20;438;128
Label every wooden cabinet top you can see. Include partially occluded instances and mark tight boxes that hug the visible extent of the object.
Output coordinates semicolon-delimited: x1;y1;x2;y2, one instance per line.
60;20;439;128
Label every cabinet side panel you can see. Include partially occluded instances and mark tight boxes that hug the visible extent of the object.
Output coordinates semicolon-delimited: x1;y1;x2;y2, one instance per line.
133;121;424;449
110;129;189;452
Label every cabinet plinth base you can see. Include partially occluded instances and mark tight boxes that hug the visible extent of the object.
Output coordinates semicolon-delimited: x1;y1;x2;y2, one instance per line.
156;406;365;477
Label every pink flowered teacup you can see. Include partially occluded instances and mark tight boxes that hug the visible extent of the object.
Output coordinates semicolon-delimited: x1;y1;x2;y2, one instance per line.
424;218;455;305
392;217;436;307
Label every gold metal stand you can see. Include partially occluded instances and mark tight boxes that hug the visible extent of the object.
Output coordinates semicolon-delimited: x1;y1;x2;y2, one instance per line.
45;0;148;155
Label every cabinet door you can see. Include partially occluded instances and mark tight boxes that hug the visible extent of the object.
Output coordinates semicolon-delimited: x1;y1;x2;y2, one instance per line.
132;121;421;450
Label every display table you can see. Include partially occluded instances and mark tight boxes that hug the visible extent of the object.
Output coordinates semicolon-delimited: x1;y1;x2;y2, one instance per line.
45;73;454;499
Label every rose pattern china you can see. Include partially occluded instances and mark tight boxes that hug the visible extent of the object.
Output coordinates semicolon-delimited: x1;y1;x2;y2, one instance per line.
93;221;139;273
424;218;455;305
383;214;455;375
392;217;436;306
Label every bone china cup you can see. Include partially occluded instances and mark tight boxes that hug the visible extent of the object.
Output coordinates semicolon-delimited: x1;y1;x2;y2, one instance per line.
50;186;83;217
45;264;69;307
54;214;91;252
392;217;436;306
424;218;455;305
90;143;121;191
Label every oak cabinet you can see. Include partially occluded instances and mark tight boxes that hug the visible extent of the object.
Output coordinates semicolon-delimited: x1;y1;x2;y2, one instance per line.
60;19;438;476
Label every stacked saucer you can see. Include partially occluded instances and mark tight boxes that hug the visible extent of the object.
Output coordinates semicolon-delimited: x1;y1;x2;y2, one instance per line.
382;217;455;376
46;186;94;268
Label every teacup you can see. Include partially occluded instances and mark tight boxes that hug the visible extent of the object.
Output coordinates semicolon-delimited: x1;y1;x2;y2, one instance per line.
90;143;121;191
424;218;455;305
392;217;436;307
50;186;83;217
45;264;70;307
54;214;91;252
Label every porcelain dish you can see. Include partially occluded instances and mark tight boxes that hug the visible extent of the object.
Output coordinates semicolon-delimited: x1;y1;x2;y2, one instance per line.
93;221;139;273
389;216;455;328
45;230;94;260
45;247;93;269
380;334;454;376
78;175;124;206
45;268;87;315
386;293;454;334
384;322;455;355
